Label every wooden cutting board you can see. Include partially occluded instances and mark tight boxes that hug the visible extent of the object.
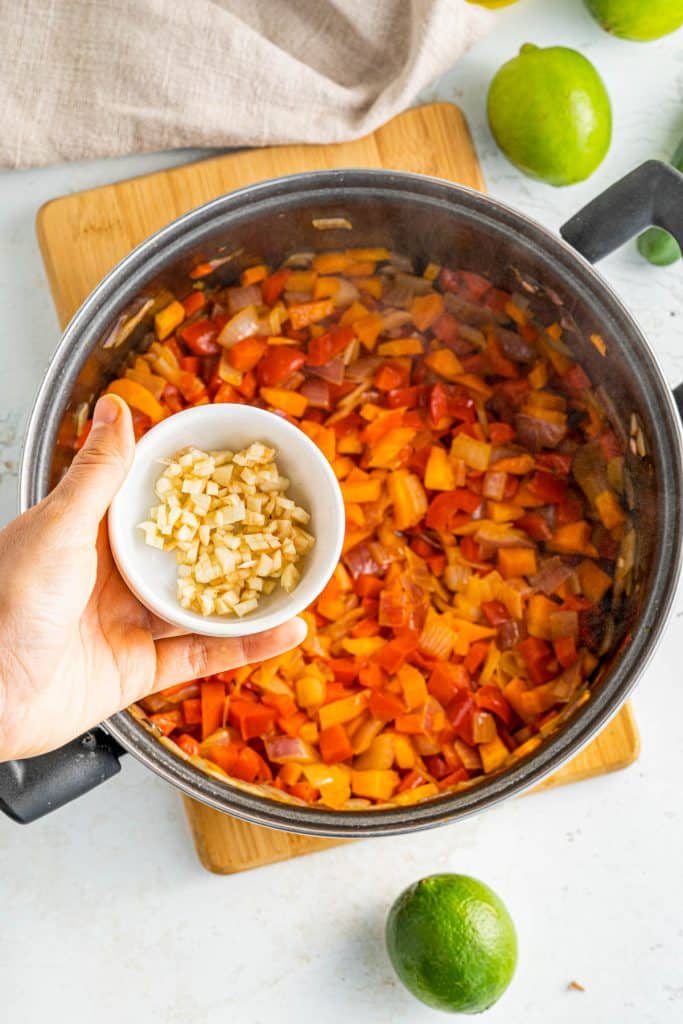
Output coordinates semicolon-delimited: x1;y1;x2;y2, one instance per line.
36;103;639;874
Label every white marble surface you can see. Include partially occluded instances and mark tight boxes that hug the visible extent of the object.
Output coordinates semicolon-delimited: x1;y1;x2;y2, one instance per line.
1;2;682;1021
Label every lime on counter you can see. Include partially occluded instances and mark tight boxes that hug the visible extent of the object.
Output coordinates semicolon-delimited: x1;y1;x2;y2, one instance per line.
487;43;612;186
386;873;518;1014
584;0;683;41
636;139;683;266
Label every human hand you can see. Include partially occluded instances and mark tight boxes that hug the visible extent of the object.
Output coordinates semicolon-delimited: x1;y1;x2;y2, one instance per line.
0;395;306;760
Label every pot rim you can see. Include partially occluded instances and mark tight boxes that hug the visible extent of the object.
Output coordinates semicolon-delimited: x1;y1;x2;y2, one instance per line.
21;169;683;836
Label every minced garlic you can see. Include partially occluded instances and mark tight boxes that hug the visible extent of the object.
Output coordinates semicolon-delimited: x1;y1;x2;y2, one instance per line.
138;442;315;617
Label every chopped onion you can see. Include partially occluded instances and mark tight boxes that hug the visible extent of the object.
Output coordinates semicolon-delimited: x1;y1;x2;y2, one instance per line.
497;619;523;650
264;736;317;764
515;413;567;451
344;542;381;579
496;328;535;363
345;357;381;381
333;278;360;306
380;308;412;333
549;610;579;640
309;357;345;385
299;378;331;409
529;557;573;596
482;470;507;501
227;284;262;313
217;305;264;347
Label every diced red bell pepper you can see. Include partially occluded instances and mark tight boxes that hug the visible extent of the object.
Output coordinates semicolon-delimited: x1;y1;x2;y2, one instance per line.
516;512;553;542
446;693;476;745
489;422;516;445
427;663;470;706
529;470;568;504
426;489;482;530
306;325;355;366
257;347;306;386
481;601;510;627
536;452;573;477
368;691;406;721
387;385;423;409
474;685;513;727
176;733;201;757
179;318;220;355
261;268;291;306
181;290;207;318
228;700;277;741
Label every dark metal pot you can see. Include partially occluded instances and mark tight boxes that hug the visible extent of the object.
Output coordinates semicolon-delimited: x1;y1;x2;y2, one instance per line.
2;162;683;834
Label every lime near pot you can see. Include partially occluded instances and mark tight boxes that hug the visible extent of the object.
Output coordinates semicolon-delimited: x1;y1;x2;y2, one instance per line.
3;160;683;832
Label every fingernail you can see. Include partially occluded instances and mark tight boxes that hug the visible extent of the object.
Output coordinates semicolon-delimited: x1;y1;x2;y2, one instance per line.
293;616;309;641
93;395;121;426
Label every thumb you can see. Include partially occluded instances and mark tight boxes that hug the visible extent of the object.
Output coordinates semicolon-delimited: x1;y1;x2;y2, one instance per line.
54;394;135;529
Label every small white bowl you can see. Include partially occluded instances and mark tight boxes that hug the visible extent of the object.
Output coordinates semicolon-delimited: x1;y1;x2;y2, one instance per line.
108;404;345;637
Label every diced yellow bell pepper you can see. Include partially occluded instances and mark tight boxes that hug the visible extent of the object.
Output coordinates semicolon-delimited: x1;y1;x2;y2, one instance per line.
526;594;559;640
154;300;185;341
594;490;625;530
314;276;341;299
303;764;350;808
578;559;613;604
341;636;386;657
377;337;424;357
425;348;464;382
478;735;509;773
388;469;428;530
354;313;384;351
367;428;417;469
450;433;492;471
312;252;352;274
393;783;440;805
340;301;370;325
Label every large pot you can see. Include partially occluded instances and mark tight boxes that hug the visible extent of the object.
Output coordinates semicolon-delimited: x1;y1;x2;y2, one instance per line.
2;163;683;834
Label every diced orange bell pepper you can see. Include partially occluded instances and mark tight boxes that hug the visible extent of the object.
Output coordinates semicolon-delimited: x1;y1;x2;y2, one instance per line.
578;559;613;604
425;348;464;382
260;387;308;417
107;378;167;424
527;594;560;641
397;664;428;710
424;446;457;490
318;691;370;730
341;477;383;503
594;490;625;530
388;469;428;529
350;769;399;801
497;546;538;579
288;299;333;330
240;264;268;286
377;337;424;357
549;521;599;557
410;292;444;330
354;313;384;351
319;723;354;764
200;680;225;740
450;433;491;471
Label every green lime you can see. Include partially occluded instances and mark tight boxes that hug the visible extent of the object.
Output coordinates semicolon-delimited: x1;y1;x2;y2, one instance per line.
487;44;612;186
386;873;517;1014
637;228;681;266
636;139;683;266
584;0;683;41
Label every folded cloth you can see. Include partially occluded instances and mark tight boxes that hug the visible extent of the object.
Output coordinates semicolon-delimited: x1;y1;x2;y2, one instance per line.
1;0;491;169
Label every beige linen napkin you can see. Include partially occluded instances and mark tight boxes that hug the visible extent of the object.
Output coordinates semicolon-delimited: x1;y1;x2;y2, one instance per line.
1;0;490;168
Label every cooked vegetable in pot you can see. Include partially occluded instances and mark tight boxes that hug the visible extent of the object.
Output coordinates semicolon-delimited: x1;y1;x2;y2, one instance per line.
74;248;628;809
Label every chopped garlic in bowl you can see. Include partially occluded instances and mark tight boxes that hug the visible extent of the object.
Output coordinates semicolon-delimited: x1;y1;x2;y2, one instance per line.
108;404;345;638
138;443;315;617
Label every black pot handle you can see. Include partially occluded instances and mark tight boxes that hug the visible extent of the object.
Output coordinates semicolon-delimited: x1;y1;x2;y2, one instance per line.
560;160;683;263
0;729;125;824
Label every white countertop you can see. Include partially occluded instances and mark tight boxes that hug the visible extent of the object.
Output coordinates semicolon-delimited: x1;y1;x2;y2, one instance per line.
1;2;682;1021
